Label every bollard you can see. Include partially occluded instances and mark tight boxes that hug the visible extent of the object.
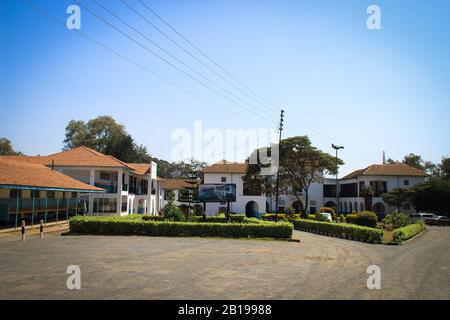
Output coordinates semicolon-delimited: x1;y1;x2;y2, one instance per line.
40;220;44;239
21;220;26;242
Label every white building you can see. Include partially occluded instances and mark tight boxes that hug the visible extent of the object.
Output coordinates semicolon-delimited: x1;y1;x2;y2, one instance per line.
203;161;267;217
5;147;162;216
323;162;428;217
202;160;324;216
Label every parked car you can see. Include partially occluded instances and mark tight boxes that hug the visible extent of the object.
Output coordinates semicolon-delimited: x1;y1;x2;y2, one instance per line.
409;213;434;223
425;215;450;226
317;212;333;222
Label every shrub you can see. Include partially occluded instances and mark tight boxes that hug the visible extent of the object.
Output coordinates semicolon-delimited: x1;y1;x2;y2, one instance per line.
393;221;426;242
382;211;411;229
292;219;383;243
142;215;166;222
320;207;337;221
345;214;357;224
355;211;378;228
307;214;316;220
263;213;287;221
164;204;184;221
345;212;377;228
338;214;345;223
69;216;293;239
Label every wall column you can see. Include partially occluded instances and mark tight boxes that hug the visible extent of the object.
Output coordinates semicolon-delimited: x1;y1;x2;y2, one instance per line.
117;169;123;215
89;169;95;214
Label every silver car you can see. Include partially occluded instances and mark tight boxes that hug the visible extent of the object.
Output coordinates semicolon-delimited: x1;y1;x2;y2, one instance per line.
409;213;434;223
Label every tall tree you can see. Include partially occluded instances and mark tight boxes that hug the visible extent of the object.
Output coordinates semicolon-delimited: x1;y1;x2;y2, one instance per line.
63;116;151;163
439;157;450;180
402;153;425;170
244;136;342;216
0;138;23;155
382;188;412;211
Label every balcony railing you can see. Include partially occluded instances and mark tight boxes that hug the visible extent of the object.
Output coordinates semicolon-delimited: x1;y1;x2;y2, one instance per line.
94;183;118;194
0;198;88;226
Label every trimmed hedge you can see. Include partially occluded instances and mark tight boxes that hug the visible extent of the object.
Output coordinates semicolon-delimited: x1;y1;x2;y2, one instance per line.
393;221;426;243
141;214;249;223
69;216;293;239
292;219;383;243
345;211;377;228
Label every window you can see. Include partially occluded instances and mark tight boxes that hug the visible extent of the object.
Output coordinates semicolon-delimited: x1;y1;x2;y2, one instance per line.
30;190;40;198
100;172;110;180
404;180;410;186
47;191;55;198
10;189;21;198
221;177;227;183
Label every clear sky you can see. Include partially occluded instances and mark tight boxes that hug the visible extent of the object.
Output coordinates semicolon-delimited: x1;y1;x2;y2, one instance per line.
1;0;449;177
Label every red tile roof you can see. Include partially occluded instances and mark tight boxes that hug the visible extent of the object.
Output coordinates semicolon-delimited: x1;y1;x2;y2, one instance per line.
0;158;104;192
161;179;199;190
127;163;151;175
203;160;248;174
2;146;132;169
341;163;428;180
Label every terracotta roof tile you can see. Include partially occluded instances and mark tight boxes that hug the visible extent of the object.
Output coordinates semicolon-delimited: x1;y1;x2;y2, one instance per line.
3;146;132;169
203;160;248;174
0;158;104;192
161;179;199;190
341;163;428;180
127;163;151;175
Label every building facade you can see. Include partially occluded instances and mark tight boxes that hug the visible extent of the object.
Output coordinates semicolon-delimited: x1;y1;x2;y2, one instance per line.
323;163;428;217
0;147;162;218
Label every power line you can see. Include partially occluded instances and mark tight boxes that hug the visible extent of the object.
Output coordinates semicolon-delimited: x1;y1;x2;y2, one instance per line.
20;0;275;131
73;0;278;128
136;0;382;162
90;0;280;126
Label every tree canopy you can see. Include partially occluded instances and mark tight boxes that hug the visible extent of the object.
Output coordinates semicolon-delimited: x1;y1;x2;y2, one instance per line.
0;138;23;156
63;115;206;178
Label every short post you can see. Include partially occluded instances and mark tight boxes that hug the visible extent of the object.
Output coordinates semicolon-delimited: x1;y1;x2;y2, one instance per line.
40;220;44;239
21;220;26;242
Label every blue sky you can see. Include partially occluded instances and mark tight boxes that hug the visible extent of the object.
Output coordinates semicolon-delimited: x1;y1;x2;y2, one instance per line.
1;0;449;176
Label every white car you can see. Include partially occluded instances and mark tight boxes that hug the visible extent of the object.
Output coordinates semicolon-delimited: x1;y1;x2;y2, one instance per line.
318;212;333;222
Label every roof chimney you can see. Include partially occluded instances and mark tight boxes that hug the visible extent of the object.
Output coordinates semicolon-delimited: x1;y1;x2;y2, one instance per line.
51;159;54;171
382;151;386;164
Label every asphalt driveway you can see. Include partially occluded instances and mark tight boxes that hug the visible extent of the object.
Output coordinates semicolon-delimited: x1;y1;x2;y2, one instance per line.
0;227;449;300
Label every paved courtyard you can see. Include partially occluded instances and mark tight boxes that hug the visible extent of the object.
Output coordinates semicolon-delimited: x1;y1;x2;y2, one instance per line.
0;227;449;300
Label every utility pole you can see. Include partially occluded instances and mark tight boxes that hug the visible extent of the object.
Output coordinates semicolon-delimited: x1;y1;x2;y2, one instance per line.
332;144;344;214
274;110;285;213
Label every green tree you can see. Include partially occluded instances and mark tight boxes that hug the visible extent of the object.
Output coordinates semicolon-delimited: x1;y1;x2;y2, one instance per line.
63;116;151;163
409;178;450;216
0;138;23;155
402;153;425;170
244;136;342;217
382;188;412;211
439;157;450;180
361;185;375;212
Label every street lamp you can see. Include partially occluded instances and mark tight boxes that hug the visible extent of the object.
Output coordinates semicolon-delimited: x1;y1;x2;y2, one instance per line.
332;144;344;214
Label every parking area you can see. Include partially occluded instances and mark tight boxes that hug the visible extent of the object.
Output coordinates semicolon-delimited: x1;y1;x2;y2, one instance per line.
0;227;449;300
